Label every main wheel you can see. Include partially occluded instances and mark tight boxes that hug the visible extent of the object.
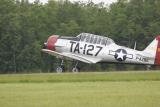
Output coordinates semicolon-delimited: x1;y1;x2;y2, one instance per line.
72;67;80;73
56;66;64;73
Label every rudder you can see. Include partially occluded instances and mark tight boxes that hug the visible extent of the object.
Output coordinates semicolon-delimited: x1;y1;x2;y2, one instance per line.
154;36;160;65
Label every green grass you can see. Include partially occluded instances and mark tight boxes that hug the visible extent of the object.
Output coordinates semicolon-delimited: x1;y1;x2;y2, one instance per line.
0;71;160;83
0;71;160;107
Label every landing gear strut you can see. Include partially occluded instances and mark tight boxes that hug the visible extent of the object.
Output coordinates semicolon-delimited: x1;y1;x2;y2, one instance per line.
72;61;80;72
56;59;65;73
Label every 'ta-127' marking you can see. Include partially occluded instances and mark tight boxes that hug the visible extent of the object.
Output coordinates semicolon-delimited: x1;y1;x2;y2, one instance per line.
70;41;103;56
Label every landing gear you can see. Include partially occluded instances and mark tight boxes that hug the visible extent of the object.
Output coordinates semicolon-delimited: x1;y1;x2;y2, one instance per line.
56;59;80;73
72;67;80;72
72;61;80;73
56;59;65;73
56;66;65;73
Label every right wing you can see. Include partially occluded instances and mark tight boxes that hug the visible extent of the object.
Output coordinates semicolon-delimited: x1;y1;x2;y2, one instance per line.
42;49;101;64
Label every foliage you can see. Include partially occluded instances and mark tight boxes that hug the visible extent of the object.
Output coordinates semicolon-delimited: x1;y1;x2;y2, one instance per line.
0;0;160;73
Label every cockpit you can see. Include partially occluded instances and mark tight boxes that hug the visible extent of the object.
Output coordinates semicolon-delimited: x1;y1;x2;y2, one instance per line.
77;33;114;46
60;33;115;46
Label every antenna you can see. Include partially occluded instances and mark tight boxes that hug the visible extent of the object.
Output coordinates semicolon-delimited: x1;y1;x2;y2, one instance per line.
134;41;136;50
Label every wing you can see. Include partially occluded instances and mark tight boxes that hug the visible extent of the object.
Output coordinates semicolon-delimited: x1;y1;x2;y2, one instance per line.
42;49;101;64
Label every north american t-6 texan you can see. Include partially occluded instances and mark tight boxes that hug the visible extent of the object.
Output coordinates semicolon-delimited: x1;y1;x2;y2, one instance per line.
42;33;160;72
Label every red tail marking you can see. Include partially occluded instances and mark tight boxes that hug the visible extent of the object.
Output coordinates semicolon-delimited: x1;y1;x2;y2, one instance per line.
155;35;160;65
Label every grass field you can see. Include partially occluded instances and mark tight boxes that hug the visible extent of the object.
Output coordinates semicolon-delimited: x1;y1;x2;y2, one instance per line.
0;71;160;107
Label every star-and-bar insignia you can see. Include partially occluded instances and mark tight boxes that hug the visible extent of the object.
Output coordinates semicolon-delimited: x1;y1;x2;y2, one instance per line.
109;49;133;62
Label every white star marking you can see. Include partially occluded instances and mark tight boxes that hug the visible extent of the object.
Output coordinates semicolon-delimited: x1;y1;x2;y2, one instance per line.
116;50;126;60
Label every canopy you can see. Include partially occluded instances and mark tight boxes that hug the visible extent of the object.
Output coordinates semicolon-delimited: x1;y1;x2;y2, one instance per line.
77;33;114;46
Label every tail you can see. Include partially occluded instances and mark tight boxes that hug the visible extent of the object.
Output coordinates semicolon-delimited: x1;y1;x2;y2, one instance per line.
143;35;160;65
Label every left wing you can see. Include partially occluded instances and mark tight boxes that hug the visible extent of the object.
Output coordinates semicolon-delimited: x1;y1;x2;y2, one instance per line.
42;49;101;64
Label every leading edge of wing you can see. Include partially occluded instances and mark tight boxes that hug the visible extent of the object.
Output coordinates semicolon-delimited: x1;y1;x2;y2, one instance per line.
42;49;101;64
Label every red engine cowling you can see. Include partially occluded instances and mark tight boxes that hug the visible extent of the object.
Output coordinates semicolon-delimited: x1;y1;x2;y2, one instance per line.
47;35;58;51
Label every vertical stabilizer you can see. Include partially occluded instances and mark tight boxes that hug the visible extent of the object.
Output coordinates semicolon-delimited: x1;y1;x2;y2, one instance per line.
143;36;160;65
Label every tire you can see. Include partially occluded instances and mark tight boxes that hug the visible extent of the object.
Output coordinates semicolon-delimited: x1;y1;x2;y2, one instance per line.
72;67;79;73
56;66;64;73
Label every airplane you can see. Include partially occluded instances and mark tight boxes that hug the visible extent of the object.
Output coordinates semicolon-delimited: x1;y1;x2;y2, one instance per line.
42;33;160;72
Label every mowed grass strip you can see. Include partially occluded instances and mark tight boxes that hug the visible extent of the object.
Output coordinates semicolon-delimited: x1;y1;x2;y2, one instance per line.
0;71;160;107
0;71;160;83
0;81;160;107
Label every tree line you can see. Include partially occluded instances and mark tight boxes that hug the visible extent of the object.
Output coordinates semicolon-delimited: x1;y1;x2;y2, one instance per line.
0;0;160;73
